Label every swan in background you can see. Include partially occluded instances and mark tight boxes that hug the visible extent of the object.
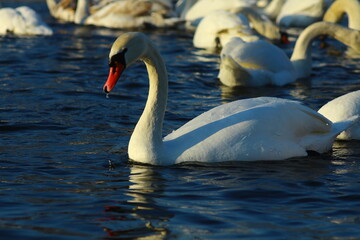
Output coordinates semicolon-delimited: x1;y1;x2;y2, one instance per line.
323;0;360;55
76;0;182;28
263;0;285;20
265;0;325;28
218;37;296;87
318;90;360;140
323;0;360;30
102;32;355;165
184;0;255;29
193;7;286;49
176;0;198;19
193;10;258;49
46;0;76;22
218;22;360;87
0;6;53;35
47;0;181;28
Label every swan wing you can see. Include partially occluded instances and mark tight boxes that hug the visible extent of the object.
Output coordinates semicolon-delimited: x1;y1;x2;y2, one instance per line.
163;97;341;163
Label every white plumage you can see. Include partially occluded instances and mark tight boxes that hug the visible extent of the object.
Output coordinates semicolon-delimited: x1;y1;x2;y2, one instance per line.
0;6;53;36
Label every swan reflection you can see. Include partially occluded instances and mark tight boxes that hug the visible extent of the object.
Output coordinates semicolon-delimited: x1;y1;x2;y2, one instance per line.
101;164;171;239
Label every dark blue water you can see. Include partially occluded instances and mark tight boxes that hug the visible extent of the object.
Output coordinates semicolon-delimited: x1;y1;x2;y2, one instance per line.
1;1;360;239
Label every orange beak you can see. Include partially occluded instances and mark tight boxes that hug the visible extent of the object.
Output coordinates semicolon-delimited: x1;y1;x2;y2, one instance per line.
103;63;125;93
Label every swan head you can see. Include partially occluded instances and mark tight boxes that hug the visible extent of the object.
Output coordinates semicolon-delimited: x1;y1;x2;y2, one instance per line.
103;32;148;93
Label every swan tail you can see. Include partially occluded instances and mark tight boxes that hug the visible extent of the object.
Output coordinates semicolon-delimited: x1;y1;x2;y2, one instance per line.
218;56;251;87
272;71;296;86
332;115;360;140
301;115;359;153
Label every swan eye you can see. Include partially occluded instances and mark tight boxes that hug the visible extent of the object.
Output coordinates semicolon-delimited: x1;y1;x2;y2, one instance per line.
109;48;127;68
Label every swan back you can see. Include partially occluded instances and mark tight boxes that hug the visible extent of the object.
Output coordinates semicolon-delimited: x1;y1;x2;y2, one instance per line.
318;90;360;140
193;10;254;49
185;0;254;21
276;0;324;28
163;97;344;164
218;37;295;86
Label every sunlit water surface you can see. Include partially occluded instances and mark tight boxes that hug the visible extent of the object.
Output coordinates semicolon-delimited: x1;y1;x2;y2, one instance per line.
1;1;360;239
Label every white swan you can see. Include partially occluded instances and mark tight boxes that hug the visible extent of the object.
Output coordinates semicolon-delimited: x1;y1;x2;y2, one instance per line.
0;6;53;35
193;10;258;49
218;22;360;87
218;38;295;87
46;0;76;22
323;0;360;30
263;0;285;20
318;90;360;140
184;0;255;22
47;0;181;29
102;32;355;165
193;7;286;49
267;0;325;28
175;0;198;19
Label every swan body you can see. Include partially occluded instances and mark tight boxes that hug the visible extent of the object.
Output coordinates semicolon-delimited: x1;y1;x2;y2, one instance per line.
263;0;286;20
46;0;76;22
78;0;181;28
102;32;355;165
47;0;181;29
276;0;325;28
193;7;283;49
318;90;360;140
184;0;254;22
323;0;360;30
218;22;360;87
218;38;296;87
193;10;258;49
0;6;53;35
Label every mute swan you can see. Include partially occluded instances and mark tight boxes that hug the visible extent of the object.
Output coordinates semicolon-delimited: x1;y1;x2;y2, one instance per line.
193;10;258;49
184;0;255;22
218;22;360;87
318;90;360;140
175;0;198;19
47;0;181;29
263;0;285;20
102;32;355;165
270;0;325;28
46;0;76;22
323;0;360;30
193;7;286;49
0;6;53;36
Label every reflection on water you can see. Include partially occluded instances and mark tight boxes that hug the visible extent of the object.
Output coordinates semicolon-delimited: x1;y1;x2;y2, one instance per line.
99;165;170;239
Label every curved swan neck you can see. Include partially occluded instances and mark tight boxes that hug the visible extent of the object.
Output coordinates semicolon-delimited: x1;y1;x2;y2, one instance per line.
263;0;286;19
128;41;168;164
74;0;90;24
46;0;58;16
290;22;360;78
323;0;360;30
232;7;280;40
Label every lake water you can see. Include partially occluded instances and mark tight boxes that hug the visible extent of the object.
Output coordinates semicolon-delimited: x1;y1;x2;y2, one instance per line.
1;1;360;239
